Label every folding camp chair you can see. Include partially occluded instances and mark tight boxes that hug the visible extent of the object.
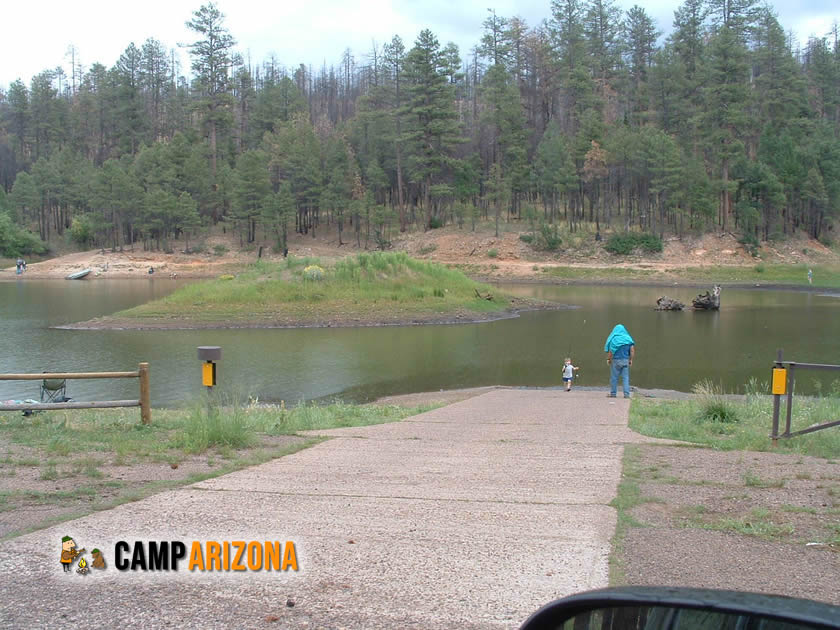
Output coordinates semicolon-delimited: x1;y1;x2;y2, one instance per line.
41;378;69;404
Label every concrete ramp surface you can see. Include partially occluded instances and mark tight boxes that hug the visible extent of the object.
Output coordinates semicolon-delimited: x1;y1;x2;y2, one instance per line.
0;388;644;629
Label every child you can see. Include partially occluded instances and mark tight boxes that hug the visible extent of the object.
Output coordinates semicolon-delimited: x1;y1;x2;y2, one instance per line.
562;358;579;392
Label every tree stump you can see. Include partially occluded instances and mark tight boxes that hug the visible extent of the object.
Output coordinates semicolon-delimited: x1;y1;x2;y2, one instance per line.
692;285;721;310
655;296;685;311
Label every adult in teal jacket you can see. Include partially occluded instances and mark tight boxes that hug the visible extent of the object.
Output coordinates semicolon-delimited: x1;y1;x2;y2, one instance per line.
604;324;635;398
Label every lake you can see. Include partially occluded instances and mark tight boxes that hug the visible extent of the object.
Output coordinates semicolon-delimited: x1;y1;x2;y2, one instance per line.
0;279;836;407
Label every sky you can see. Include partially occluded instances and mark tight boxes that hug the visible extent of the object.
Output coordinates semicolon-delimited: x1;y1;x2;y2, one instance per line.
1;0;837;89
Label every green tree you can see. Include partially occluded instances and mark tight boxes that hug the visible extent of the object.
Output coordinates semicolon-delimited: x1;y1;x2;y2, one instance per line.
534;121;576;222
402;29;461;230
184;1;236;215
384;35;408;230
232;149;271;244
550;0;595;131
624;6;660;123
480;63;528;236
702;25;751;232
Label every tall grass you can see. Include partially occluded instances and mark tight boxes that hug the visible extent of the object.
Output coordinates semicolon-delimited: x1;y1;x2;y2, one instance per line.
630;383;840;459
693;379;739;424
173;395;254;454
0;396;436;461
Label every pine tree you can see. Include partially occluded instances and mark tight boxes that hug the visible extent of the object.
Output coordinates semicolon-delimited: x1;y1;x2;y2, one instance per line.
402;30;461;230
184;1;236;216
232;149;271;244
702;25;751;232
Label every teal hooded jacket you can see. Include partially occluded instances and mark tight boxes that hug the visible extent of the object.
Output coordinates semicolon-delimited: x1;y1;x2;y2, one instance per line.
604;324;635;354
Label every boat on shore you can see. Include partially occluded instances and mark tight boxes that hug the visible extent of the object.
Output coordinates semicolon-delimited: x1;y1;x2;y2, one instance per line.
66;268;92;280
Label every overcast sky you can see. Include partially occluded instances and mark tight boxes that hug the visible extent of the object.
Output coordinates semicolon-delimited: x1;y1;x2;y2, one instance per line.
1;0;837;89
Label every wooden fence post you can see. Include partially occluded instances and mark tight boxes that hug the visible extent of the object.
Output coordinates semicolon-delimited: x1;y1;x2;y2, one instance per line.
139;362;151;424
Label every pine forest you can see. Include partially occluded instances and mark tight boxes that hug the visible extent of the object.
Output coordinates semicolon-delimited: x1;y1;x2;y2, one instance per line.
0;1;839;257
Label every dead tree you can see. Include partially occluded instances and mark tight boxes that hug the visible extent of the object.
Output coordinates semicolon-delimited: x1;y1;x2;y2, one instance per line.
692;285;721;310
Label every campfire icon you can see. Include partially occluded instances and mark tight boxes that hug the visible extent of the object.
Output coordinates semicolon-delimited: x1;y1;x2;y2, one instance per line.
76;557;90;575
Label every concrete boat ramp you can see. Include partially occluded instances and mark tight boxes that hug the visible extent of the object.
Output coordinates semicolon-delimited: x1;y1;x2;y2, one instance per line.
0;388;658;629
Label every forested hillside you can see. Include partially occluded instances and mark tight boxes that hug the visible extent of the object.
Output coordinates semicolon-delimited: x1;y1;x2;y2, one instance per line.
0;1;838;258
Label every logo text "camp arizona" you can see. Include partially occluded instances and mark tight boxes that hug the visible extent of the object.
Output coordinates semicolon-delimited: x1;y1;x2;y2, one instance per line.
114;540;299;572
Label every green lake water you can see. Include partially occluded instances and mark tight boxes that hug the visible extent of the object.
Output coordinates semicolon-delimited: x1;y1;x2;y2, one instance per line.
0;279;836;407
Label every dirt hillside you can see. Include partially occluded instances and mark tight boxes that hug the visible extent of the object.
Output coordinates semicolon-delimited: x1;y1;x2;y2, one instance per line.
3;224;836;281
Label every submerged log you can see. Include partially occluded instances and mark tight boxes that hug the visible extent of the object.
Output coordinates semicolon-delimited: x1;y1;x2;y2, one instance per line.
692;285;721;310
655;296;685;311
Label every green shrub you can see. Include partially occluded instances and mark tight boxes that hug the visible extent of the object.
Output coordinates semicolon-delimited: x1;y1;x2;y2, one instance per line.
519;234;534;243
605;233;637;255
303;265;325;281
739;233;760;257
605;232;662;255
419;244;438;255
0;212;48;257
637;233;663;253
429;216;444;229
536;223;561;251
754;264;765;273
487;248;498;258
69;215;94;248
212;244;229;256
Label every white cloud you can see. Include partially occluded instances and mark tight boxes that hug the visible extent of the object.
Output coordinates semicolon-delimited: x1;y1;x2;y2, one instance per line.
1;0;836;88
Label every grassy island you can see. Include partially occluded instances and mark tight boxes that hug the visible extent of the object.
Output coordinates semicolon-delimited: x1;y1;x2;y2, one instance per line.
87;252;541;329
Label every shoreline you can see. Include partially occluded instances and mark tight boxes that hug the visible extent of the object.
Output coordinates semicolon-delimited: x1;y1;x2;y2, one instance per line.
57;300;573;331
7;266;836;293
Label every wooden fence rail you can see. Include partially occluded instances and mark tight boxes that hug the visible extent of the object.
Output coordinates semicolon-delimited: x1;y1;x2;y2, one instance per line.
0;363;151;424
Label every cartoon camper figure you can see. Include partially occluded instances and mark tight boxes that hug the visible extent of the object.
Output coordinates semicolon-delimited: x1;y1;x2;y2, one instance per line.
60;536;84;572
91;548;106;569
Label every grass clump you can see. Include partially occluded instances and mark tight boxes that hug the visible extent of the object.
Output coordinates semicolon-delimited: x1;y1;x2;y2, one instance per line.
708;513;794;540
693;380;739;424
172;398;254;455
743;471;785;488
630;381;840;459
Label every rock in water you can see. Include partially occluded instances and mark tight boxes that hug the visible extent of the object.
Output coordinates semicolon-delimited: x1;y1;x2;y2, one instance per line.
655;296;685;311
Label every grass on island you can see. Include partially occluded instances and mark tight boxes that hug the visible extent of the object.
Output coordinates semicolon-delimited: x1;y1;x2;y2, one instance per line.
0;396;437;539
116;252;514;324
544;262;840;288
629;379;840;459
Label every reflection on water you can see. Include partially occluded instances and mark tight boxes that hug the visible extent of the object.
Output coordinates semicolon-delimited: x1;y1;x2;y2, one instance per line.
0;279;837;406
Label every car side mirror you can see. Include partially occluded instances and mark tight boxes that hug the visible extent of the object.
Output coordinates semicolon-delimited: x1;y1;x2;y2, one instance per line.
520;587;840;630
